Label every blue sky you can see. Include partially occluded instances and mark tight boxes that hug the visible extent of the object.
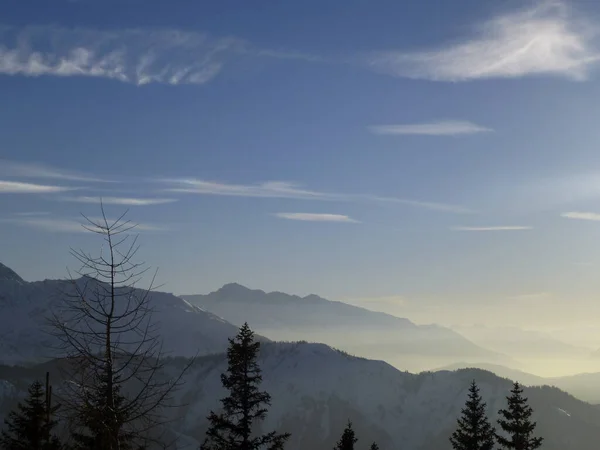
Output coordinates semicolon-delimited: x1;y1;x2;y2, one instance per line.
3;0;600;330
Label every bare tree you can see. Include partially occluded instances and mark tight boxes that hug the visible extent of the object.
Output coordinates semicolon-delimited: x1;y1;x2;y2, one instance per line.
49;205;190;450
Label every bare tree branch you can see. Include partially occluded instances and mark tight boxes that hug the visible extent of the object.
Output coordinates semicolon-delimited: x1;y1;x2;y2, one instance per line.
48;205;193;450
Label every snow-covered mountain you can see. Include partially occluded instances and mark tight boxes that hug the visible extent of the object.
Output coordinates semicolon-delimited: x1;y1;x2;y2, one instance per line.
0;262;260;365
1;342;599;450
168;343;600;450
182;283;509;371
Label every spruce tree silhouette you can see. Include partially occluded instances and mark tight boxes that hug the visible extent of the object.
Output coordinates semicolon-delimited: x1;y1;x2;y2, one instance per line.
497;382;543;450
333;421;357;450
450;380;495;450
70;372;134;450
201;323;290;450
0;376;62;450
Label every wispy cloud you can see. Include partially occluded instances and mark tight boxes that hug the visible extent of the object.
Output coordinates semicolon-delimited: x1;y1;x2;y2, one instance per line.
164;179;327;200
453;226;533;231
0;180;74;194
0;26;322;86
355;195;474;213
0;26;240;85
369;120;493;136
508;292;553;302
12;211;51;217
0;160;113;183
367;1;600;81
561;211;600;221
57;195;178;206
163;178;472;213
273;213;359;223
0;216;168;233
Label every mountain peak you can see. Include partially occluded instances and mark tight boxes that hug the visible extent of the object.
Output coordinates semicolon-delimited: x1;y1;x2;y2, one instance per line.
217;282;254;295
0;262;24;283
302;293;327;303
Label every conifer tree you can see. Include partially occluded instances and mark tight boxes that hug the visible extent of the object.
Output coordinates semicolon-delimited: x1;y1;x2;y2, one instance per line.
201;323;290;450
369;442;379;450
450;380;495;450
333;421;357;450
496;382;543;450
70;372;134;450
0;376;62;450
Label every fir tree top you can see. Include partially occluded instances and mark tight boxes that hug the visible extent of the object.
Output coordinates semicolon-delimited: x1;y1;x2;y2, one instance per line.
201;323;290;450
449;380;495;450
497;382;543;450
334;421;357;450
0;378;62;450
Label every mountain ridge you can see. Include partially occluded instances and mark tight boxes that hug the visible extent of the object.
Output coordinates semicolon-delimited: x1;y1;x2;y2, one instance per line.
0;262;24;284
0;342;598;450
438;362;600;404
184;282;415;326
182;283;511;371
0;263;265;365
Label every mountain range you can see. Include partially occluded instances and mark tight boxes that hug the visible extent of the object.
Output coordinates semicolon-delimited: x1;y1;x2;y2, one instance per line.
3;261;600;449
452;325;592;359
182;283;510;371
0;263;259;365
1;343;599;450
440;362;600;404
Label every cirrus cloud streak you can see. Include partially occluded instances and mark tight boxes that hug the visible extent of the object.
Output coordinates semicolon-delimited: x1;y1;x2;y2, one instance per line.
57;196;178;206
0;26;242;85
367;1;600;81
369;120;492;136
163;178;472;214
0;160;114;183
561;211;600;221
273;213;359;223
0;180;74;194
0;25;323;86
0;216;169;233
453;226;533;231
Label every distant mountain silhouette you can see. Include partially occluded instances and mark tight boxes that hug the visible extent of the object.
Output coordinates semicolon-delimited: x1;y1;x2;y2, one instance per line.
439;362;600;404
453;324;590;358
182;283;510;367
0;262;24;283
0;263;263;365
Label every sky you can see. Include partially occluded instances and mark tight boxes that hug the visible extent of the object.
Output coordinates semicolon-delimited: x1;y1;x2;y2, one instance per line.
3;0;600;332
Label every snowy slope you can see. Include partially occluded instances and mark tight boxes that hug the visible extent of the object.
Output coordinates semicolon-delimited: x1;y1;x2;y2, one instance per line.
164;342;600;450
0;263;261;365
0;342;599;450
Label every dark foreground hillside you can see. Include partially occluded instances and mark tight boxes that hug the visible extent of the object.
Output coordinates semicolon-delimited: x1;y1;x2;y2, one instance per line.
0;342;598;450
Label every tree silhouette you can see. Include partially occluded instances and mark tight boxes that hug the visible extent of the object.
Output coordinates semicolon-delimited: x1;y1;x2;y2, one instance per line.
450;380;495;450
496;382;543;450
0;374;62;450
49;206;191;449
201;323;290;450
333;421;357;450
